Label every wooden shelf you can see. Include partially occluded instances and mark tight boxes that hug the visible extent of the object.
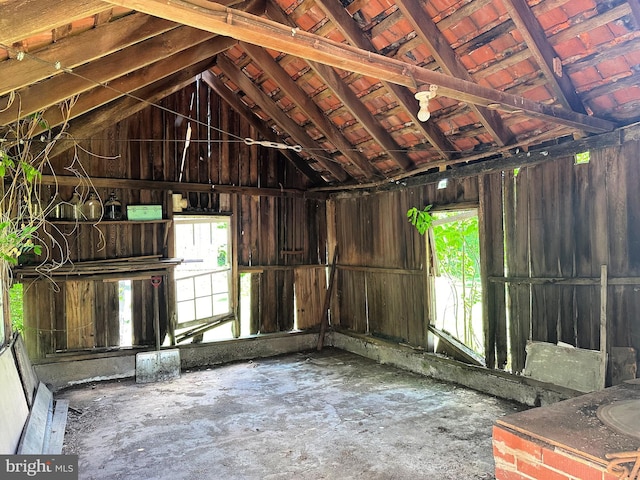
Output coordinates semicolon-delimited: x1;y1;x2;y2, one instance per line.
13;256;182;281
48;219;171;225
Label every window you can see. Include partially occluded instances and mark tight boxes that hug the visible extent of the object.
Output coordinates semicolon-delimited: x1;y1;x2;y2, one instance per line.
174;216;233;342
428;209;484;356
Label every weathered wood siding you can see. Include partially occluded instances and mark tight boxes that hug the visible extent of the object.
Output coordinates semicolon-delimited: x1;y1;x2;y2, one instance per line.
22;80;326;359
492;142;640;372
334;141;640;375
333;180;479;348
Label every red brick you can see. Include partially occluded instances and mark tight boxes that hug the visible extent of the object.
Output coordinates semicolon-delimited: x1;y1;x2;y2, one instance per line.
493;426;543;461
495;466;534;480
517;459;572;480
494;443;516;465
542;448;605;480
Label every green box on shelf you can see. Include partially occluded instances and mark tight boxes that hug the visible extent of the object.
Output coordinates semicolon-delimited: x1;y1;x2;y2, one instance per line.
126;205;163;221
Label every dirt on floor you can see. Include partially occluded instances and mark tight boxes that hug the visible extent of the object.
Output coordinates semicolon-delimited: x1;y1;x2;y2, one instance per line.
58;348;526;480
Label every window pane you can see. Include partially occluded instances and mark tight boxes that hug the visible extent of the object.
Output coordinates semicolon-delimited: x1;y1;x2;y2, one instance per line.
177;300;195;323
195;296;213;319
176;278;194;302
212;293;229;315
194;275;212;297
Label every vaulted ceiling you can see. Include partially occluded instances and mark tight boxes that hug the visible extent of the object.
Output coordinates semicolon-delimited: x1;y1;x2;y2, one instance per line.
1;0;639;186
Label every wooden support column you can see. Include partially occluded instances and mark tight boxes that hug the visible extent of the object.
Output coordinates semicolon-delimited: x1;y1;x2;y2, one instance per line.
600;264;608;389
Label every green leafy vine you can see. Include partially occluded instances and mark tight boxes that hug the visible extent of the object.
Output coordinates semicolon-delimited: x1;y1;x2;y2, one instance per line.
406;205;434;235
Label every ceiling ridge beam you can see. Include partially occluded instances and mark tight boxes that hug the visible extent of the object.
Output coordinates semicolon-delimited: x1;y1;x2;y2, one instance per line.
202;69;327;185
104;0;615;134
216;54;351;182
240;42;380;179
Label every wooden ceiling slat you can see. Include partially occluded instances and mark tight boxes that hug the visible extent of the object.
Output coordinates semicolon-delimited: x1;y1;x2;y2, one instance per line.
216;54;351;182
35;37;237;134
241;42;380;179
0;13;178;97
548;3;632;46
104;0;614;133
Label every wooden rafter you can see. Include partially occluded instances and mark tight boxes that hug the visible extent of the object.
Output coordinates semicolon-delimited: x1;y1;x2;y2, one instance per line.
0;14;178;97
394;0;514;147
0;0;111;45
49;57;217;158
216;54;351;182
201;69;327;185
266;4;414;171
0;26;217;126
35;37;237;134
104;0;615;133
242;43;379;179
502;0;586;113
307;0;456;160
240;42;380;179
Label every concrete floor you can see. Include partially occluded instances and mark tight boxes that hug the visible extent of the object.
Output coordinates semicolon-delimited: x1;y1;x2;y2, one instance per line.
59;348;525;479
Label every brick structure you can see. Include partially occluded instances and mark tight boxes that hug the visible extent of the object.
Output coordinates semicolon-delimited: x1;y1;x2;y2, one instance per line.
493;384;640;480
493;424;622;480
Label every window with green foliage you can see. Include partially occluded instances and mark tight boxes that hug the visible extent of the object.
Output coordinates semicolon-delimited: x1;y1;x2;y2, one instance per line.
431;210;483;355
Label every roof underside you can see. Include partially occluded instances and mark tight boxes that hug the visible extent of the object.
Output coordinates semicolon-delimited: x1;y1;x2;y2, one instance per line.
1;0;639;186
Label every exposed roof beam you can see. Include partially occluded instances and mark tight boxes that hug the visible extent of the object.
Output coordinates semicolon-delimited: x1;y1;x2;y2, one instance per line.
216;54;351;182
240;42;380;179
502;0;586;113
105;0;615;133
308;61;413;171
394;0;513;146
309;0;456;160
50;57;217;158
0;13;178;96
0;0;111;45
266;3;414;171
34;37;237;134
202;69;327;185
0;26;216;126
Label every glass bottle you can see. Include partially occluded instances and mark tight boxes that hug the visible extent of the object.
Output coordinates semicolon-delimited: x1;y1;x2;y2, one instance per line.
46;192;63;219
83;192;102;221
104;192;122;220
69;191;84;220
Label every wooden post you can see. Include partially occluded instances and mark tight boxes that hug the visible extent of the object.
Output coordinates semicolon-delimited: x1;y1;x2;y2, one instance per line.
599;264;608;389
317;247;339;351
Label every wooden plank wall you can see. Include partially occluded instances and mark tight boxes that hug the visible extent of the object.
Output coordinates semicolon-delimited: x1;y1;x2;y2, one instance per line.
333;179;479;349
494;141;640;373
21;80;325;358
334;141;640;374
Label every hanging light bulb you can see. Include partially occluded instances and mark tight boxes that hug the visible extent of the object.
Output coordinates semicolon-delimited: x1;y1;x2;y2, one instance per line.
415;85;438;122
